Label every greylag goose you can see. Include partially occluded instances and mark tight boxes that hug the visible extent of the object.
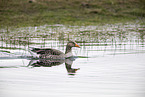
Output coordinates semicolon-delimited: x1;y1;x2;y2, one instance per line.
31;41;80;59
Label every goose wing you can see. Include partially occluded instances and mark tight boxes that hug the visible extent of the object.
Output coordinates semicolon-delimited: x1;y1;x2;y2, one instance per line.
31;48;64;55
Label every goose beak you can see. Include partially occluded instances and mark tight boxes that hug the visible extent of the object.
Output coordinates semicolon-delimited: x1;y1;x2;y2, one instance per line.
75;68;80;71
75;43;80;48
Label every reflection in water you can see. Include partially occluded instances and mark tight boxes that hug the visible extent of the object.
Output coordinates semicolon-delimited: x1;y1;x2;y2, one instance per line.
27;57;79;75
65;58;80;74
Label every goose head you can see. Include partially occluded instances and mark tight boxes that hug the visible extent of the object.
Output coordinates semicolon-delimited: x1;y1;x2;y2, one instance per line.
67;41;80;48
65;41;80;56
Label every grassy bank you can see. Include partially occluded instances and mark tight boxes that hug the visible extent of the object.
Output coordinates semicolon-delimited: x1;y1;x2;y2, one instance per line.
0;0;145;27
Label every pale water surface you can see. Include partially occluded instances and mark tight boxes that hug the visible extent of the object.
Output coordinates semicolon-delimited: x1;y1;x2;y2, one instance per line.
0;23;145;97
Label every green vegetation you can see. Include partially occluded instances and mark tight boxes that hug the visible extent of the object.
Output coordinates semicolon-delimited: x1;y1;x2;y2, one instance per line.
0;0;145;27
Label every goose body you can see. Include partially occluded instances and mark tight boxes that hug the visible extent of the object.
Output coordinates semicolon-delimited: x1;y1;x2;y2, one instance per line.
31;41;80;59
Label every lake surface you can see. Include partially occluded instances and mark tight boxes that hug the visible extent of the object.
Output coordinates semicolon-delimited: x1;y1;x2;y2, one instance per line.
0;23;145;97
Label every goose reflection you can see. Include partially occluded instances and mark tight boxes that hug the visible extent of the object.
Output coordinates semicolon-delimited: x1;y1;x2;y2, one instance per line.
27;57;80;75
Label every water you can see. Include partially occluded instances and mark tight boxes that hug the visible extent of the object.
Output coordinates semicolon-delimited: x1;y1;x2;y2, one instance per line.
0;23;145;97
